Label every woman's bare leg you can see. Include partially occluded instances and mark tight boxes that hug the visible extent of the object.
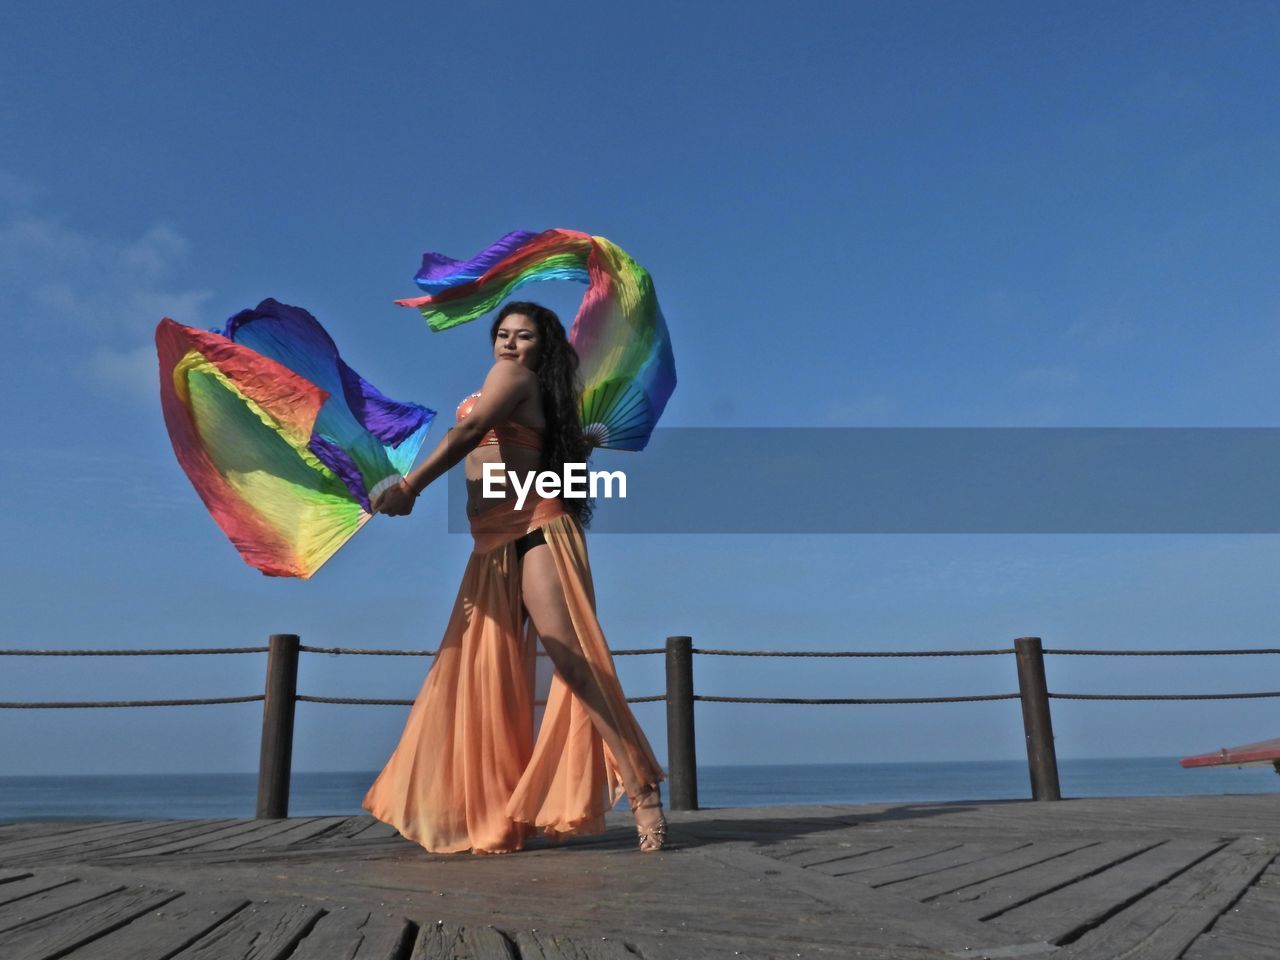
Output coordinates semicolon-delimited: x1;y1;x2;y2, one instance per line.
520;542;662;829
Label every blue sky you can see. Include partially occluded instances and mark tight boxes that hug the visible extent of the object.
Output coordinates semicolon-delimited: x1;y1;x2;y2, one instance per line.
2;1;1279;779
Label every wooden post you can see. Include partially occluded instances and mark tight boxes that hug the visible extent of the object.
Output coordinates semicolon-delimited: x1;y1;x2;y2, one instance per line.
1014;636;1061;801
665;635;699;811
256;633;299;819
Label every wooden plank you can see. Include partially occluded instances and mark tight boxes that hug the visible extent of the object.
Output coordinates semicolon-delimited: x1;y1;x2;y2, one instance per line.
778;844;896;868
663;823;802;844
0;886;179;960
0;800;1275;959
243;816;351;850
109;845;364;869
0;820;143;838
169;900;324;960
1184;932;1279;960
770;844;821;861
0;870;33;885
111;836;412;869
893;841;1099;902
99;819;288;855
55;891;250;960
0;823;109;847
402;890;921;960
988;839;1225;944
290;823;403;851
1235;883;1280;907
0;880;125;935
77;820;249;859
289;908;413;960
625;936;742;960
844;842;1028;885
698;817;858;839
626;926;940;960
0;821;158;860
372;871;869;952
178;818;318;854
99;819;282;859
350;822;401;842
21;820;228;863
345;818;393;841
0;874;80;908
811;843;968;877
512;928;641;959
1194;910;1280;944
936;840;1161;921
1062;837;1277;959
1257;865;1280;885
299;817;379;844
412;920;517;960
694;844;1023;951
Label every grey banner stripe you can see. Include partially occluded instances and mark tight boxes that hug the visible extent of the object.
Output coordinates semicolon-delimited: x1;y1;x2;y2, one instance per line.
449;427;1280;533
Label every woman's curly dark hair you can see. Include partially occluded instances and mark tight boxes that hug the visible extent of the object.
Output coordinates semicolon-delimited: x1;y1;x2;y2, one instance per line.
491;301;593;525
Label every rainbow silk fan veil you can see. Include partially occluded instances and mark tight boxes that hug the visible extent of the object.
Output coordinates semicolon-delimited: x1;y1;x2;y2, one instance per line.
157;230;672;577
157;299;435;578
397;229;676;451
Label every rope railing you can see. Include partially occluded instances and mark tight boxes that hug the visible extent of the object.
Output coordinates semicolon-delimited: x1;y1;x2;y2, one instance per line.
300;646;433;657
9;643;1280;659
0;646;269;656
296;694;666;706
1045;648;1280;656
6;634;1279;812
1051;691;1280;701
10;691;1267;708
692;647;1015;657
693;693;1021;705
0;695;265;709
297;644;664;657
4;643;1275;708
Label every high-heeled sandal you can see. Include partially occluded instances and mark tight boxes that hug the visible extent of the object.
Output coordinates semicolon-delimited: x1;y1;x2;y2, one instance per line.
629;786;668;852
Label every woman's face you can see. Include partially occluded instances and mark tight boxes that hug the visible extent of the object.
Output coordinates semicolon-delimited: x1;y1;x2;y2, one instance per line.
493;313;541;370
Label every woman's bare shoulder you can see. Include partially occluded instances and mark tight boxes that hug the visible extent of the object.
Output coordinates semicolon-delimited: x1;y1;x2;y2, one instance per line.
482;359;538;391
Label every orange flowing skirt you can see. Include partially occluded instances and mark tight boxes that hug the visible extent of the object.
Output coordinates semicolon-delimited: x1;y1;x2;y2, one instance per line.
362;497;665;853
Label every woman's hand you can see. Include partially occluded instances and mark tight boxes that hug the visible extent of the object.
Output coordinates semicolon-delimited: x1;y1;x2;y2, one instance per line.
373;479;417;517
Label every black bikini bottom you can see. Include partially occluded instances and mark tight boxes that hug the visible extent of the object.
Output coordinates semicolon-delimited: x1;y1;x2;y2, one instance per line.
514;528;547;560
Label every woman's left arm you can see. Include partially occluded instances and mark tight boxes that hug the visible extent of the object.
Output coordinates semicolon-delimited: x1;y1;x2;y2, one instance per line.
373;361;535;516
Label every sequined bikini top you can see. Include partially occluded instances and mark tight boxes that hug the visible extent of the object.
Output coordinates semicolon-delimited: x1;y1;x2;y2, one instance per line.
456;392;544;451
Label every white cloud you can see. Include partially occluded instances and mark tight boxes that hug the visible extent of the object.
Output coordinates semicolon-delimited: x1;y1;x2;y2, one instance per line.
86;343;160;401
0;177;213;401
0;215;211;335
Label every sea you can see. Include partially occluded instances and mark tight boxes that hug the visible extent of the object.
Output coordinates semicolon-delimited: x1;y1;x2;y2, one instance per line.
2;758;1276;821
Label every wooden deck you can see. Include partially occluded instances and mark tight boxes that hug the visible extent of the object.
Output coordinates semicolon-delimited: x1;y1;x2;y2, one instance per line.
1;794;1278;959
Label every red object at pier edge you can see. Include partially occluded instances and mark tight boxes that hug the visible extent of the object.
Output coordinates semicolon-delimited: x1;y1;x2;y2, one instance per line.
1181;737;1280;771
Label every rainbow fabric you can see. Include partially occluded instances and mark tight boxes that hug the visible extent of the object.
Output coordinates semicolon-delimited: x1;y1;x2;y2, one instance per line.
156;299;435;578
397;229;675;451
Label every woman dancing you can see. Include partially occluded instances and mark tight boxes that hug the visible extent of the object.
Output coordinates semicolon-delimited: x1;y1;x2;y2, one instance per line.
365;301;667;854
